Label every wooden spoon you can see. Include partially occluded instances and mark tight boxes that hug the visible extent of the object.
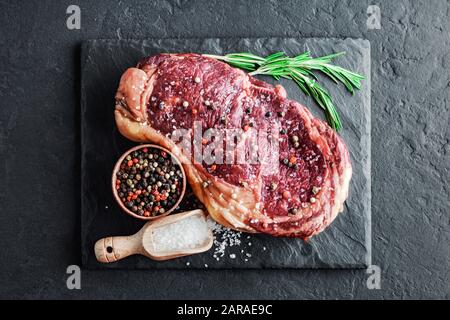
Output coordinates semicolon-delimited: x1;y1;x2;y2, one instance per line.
94;209;213;262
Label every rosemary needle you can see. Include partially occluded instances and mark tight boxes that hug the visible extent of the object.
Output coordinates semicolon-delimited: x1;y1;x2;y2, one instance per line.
203;51;364;131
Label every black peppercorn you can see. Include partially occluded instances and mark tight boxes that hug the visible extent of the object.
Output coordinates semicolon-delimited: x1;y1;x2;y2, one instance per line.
115;147;184;217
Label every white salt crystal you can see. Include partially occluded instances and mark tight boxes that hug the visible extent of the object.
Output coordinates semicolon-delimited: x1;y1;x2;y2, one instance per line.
152;215;210;253
207;217;242;261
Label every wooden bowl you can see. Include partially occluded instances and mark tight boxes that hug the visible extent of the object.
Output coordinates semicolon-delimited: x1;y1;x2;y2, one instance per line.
112;144;187;221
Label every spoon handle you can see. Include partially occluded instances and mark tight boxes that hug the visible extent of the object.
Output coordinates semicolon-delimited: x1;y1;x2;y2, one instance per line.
94;234;142;263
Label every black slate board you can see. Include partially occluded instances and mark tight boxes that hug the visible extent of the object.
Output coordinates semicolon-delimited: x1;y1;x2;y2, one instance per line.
81;38;371;269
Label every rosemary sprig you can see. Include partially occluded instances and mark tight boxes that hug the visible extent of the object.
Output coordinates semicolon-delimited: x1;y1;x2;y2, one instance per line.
203;51;364;131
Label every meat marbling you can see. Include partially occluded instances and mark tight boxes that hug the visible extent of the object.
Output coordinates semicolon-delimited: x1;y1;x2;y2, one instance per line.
114;53;352;239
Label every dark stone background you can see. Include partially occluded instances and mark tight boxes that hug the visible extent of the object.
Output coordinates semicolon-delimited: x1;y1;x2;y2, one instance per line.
0;0;448;299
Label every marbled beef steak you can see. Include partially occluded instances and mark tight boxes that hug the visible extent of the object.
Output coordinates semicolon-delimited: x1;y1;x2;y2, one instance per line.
114;53;352;239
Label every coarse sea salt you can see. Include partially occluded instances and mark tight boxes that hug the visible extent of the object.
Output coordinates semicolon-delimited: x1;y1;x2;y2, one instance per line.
207;217;242;260
152;215;210;253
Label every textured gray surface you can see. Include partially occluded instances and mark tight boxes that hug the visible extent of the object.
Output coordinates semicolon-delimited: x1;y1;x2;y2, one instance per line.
0;0;449;299
81;38;371;269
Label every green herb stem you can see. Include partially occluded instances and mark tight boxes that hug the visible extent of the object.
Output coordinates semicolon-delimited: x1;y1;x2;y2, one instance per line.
203;51;364;131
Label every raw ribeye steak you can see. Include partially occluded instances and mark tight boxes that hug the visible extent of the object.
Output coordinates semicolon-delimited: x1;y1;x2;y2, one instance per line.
114;53;352;239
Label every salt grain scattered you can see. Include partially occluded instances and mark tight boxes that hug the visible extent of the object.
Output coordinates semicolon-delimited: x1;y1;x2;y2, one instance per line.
207;218;242;261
